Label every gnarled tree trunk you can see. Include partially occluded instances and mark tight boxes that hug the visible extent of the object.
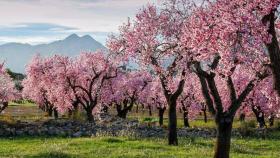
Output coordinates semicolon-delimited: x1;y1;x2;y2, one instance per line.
53;108;58;119
148;105;153;116
263;11;280;96
85;106;94;122
116;104;129;119
203;109;208;123
47;107;53;117
214;116;233;158
252;105;266;128
116;99;134;119
268;113;275;127
158;107;166;126
239;113;245;122
168;99;178;145
182;106;190;128
0;102;8;113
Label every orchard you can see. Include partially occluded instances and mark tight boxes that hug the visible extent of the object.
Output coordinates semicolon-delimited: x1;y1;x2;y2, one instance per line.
1;0;280;158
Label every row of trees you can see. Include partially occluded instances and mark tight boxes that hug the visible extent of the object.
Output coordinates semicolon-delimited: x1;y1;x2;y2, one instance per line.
106;0;280;158
21;0;280;158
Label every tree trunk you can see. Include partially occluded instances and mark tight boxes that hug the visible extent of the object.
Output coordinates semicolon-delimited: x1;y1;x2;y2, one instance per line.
214;117;233;158
117;110;128;119
53;108;58;119
0;102;8;113
148;105;152;116
158;108;165;126
116;104;129;119
168;100;178;145
136;104;139;113
47;107;53;117
268;114;275;127
102;105;108;113
252;106;266;128
263;11;280;96
86;109;94;122
239;113;245;122
203;109;208;123
68;109;73;118
182;106;190;128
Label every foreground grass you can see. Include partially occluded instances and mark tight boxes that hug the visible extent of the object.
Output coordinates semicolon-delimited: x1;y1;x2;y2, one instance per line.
0;136;279;158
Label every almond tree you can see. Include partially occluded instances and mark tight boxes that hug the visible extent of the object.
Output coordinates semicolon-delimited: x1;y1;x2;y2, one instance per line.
0;64;19;113
177;74;201;127
245;76;280;127
23;52;118;122
196;0;280;95
107;0;194;145
22;55;58;118
103;70;151;119
139;77;167;126
181;1;272;157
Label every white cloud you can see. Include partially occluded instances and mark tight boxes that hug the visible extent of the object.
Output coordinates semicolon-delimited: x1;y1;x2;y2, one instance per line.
0;0;156;33
0;36;63;45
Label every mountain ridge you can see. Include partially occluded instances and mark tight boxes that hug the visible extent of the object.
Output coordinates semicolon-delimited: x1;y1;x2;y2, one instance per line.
0;34;107;73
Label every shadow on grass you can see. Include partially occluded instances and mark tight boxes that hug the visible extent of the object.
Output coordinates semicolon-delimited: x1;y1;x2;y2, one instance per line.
102;137;124;143
29;151;72;158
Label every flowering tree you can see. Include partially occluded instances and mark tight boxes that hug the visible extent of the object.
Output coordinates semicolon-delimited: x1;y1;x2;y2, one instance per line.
23;52;118;122
139;77;167;126
243;76;280;128
0;64;19;113
103;70;151;119
22;55;59;119
177;74;201;127
107;0;194;145
180;0;273;156
192;0;280;95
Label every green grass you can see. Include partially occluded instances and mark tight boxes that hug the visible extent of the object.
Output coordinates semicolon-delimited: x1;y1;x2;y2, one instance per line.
0;136;279;158
9;100;36;107
1;102;280;157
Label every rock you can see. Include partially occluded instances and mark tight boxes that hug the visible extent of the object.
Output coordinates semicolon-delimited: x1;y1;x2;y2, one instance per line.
73;131;83;137
15;130;24;136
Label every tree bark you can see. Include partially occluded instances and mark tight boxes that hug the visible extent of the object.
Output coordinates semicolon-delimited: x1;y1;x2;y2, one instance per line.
203;109;208;123
68;109;73;118
268;114;275;127
117;110;128;119
102;105;108;113
158;107;165;126
136;104;139;113
148;105;153;116
214;117;233;158
116;104;129;119
53;108;58;119
252;106;266;128
168;100;178;145
263;11;280;96
0;102;8;113
86;109;94;122
182;106;190;128
47;107;53;117
239;113;246;122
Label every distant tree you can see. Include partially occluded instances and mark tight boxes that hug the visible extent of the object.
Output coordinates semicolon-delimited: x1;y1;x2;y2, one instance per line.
23;52;118;122
0;64;20;113
102;70;151;119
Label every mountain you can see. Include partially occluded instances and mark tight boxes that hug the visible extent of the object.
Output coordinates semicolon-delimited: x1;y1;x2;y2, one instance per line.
0;34;107;73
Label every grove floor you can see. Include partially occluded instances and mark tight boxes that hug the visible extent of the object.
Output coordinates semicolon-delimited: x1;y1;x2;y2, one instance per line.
0;136;279;158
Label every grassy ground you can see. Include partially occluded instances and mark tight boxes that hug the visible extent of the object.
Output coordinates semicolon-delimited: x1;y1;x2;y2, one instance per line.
0;102;280;158
0;136;279;158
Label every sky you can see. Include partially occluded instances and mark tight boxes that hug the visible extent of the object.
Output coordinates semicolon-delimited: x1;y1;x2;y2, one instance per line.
0;0;157;45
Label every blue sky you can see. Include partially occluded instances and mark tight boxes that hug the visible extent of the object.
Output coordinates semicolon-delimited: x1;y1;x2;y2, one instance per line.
0;0;156;45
